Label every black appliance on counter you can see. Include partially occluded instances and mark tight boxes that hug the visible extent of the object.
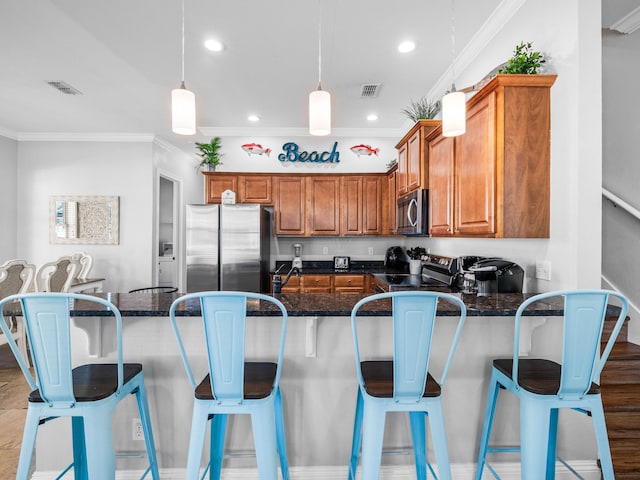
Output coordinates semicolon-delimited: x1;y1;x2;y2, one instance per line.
373;253;459;293
469;258;524;295
384;246;409;271
397;189;429;236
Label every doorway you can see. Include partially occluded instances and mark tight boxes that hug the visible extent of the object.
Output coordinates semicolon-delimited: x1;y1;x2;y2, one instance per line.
157;175;179;288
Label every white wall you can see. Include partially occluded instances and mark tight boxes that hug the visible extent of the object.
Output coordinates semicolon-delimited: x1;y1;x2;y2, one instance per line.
0;134;18;259
16;139;201;293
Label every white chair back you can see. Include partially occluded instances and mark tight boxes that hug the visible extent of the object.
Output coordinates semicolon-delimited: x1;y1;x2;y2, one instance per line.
35;256;78;292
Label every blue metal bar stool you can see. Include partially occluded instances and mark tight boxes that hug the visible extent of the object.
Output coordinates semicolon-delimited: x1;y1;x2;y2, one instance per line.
0;292;160;480
169;291;289;480
348;291;467;480
474;290;629;480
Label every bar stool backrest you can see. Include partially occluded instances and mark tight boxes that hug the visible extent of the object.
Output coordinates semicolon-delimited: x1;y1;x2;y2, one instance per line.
0;293;123;407
169;291;288;406
513;290;629;400
351;291;467;404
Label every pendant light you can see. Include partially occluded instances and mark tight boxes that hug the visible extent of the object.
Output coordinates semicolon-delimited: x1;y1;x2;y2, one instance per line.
442;0;465;137
171;0;196;135
309;20;331;136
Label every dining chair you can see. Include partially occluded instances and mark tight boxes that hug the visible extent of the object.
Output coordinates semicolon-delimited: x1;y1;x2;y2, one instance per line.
169;291;290;480
71;251;94;280
348;291;467;480
0;259;36;362
474;289;629;480
0;292;160;480
35;255;78;292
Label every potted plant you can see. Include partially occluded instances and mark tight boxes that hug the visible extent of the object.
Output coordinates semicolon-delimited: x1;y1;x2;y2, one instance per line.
498;41;545;74
195;137;224;171
400;97;440;123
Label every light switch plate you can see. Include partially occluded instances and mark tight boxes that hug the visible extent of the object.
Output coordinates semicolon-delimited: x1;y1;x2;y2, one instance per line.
535;260;551;281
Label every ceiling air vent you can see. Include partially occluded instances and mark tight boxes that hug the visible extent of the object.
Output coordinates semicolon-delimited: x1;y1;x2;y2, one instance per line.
47;80;82;95
360;83;381;98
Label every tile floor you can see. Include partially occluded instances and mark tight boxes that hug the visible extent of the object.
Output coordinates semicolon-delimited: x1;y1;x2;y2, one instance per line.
0;343;30;477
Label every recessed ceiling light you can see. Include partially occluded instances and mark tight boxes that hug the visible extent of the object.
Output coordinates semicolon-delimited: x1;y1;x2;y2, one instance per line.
204;39;224;52
248;115;260;122
367;114;378;121
398;41;416;53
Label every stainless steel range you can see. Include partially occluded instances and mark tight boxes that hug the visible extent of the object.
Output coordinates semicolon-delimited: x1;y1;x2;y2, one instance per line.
372;253;459;293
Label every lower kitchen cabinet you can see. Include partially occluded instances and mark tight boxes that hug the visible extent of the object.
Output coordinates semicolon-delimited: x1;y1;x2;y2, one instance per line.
301;274;332;293
334;274;367;293
269;274;300;293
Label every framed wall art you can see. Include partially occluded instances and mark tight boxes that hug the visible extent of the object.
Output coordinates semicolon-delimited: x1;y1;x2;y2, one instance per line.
49;195;120;245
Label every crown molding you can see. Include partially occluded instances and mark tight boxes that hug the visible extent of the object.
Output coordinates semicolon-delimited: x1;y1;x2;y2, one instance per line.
16;132;156;142
0;125;18;140
610;6;640;34
427;0;527;100
198;126;402;138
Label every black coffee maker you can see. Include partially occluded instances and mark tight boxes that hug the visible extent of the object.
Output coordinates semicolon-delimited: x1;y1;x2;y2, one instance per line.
384;246;409;271
469;258;524;295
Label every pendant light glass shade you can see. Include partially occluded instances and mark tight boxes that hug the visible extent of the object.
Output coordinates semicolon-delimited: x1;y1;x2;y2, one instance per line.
309;87;331;136
442;90;465;137
172;82;196;135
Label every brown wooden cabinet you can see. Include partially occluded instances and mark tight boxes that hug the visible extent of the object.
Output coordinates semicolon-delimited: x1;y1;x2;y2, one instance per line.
395;120;440;197
274;176;306;236
362;175;384;235
204;173;272;204
427;74;556;238
270;274;300;293
308;177;341;235
341;176;363;235
386;166;397;235
334;274;367;293
300;274;332;293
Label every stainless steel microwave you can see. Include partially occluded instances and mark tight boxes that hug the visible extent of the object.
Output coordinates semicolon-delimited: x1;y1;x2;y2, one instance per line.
397;189;429;236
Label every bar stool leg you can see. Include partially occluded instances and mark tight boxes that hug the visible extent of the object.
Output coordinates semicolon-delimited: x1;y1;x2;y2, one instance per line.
134;378;160;479
210;414;227;480
251;401;279;480
475;371;502;480
520;396;550;479
348;388;364;480
409;412;427;480
590;399;615;480
16;407;40;480
428;400;452;480
83;409;115;480
545;408;559;479
71;416;88;480
186;401;209;480
274;388;290;480
360;401;386;480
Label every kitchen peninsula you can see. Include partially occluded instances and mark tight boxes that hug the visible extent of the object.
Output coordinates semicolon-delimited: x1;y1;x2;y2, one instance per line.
26;291;614;478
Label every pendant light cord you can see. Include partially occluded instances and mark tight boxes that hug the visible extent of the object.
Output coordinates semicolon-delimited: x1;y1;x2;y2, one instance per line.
180;0;185;86
317;22;322;89
450;0;456;92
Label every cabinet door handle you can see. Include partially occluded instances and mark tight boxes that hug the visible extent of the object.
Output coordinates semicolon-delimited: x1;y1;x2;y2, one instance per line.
407;198;418;227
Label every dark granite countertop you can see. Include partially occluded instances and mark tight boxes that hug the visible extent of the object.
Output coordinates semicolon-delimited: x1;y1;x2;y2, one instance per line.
19;291;588;318
274;260;405;275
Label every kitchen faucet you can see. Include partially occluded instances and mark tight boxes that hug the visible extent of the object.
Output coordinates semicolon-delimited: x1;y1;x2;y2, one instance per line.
272;264;301;294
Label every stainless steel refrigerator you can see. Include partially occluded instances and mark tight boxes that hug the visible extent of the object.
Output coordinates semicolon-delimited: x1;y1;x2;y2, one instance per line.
185;204;272;293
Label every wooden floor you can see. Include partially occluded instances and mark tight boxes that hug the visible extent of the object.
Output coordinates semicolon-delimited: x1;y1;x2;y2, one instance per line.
0;343;31;478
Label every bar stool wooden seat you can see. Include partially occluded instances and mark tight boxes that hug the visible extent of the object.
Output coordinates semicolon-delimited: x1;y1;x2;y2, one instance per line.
474;290;629;480
348;291;467;480
169;291;290;480
0;292;160;480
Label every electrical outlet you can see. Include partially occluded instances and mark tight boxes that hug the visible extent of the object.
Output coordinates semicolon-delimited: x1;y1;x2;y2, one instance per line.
322;246;328;255
368;247;374;255
132;418;144;441
535;260;551;281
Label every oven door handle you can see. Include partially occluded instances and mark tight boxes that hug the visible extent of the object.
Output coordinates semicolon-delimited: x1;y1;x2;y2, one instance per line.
407;198;418;227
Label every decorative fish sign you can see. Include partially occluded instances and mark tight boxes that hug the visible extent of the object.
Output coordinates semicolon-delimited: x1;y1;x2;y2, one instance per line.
241;143;271;156
350;144;379;157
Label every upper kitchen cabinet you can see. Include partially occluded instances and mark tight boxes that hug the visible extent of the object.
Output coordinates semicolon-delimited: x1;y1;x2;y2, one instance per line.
395;120;441;196
274;176;306;236
427;74;557;238
386;165;397;235
308;176;341;235
204;173;272;204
